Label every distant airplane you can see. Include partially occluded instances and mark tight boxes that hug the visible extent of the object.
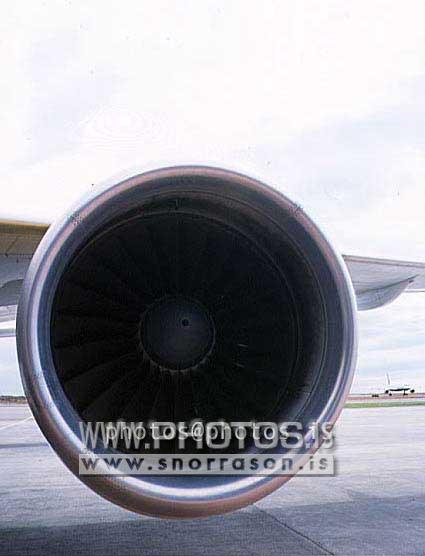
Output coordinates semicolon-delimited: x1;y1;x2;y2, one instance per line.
384;373;415;396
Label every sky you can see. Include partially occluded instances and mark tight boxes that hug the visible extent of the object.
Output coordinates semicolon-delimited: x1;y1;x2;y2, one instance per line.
0;1;425;394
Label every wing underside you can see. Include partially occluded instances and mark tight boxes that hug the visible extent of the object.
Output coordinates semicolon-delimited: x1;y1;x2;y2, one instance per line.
0;220;48;337
343;255;425;310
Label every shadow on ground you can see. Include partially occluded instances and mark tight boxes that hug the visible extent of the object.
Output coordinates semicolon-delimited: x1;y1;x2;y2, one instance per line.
0;507;328;556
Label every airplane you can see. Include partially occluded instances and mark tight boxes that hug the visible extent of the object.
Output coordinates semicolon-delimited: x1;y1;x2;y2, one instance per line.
384;373;415;396
1;165;425;518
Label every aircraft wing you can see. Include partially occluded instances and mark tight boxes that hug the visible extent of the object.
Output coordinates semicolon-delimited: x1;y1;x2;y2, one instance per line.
0;220;425;338
343;255;425;310
0;220;48;335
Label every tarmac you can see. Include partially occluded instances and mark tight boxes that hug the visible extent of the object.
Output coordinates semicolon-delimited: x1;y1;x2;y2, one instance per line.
0;403;424;555
347;393;425;404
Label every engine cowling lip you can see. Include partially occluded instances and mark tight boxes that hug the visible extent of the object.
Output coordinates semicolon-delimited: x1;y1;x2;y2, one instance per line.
17;165;358;518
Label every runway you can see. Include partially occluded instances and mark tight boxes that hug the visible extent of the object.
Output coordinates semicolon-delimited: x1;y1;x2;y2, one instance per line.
1;403;424;555
347;393;425;406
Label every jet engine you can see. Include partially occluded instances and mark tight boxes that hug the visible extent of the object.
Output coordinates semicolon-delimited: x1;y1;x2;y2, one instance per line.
17;166;357;518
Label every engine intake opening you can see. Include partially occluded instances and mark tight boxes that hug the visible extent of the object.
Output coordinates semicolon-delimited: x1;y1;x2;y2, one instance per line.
51;209;302;430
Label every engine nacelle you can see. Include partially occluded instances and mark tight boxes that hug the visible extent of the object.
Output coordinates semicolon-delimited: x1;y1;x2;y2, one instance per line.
17;166;357;518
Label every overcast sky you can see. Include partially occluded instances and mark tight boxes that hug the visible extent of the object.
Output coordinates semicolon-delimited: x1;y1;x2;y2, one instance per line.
1;1;425;394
